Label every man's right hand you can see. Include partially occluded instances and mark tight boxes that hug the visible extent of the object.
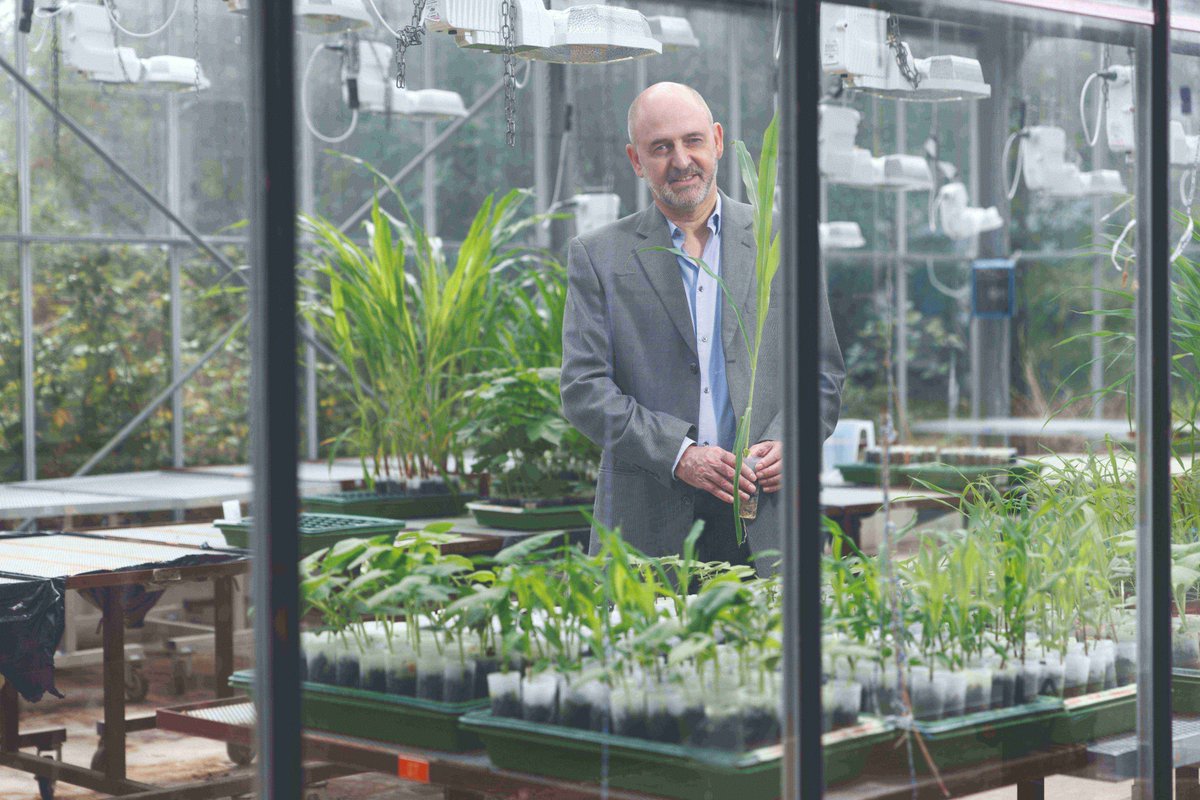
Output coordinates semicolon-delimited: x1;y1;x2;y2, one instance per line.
674;445;757;504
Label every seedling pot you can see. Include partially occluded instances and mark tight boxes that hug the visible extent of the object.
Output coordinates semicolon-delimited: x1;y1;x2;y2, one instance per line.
487;670;523;718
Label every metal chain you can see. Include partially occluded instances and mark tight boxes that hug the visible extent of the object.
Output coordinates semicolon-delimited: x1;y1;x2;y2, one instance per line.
886;15;921;90
394;0;427;89
193;0;201;92
1100;44;1110;110
501;0;516;147
108;0;135;83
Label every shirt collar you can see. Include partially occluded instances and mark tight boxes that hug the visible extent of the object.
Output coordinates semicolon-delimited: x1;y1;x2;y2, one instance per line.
668;193;722;243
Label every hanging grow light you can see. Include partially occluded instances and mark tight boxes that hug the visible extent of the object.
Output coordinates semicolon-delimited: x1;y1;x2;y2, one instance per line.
142;55;210;90
1015;125;1125;198
296;0;373;34
60;2;206;89
346;40;468;120
820;4;990;101
645;15;698;51
820;222;866;250
431;0;660;63
934;182;1003;241
819;105;934;191
1087;66;1197;166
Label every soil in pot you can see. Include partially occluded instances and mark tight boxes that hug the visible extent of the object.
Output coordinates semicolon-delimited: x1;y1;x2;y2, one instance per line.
963;666;993;714
385;648;418;696
334;640;361;688
584;681;612;732
1116;641;1137;686
909;670;944;722
1174;630;1200;670
855;661;880;715
1087;642;1113;694
645;689;682;743
416;651;446;701
940;671;967;719
829;680;862;729
308;635;337;685
1038;654;1064;699
700;701;746;750
521;672;560;724
1063;650;1090;699
1016;659;1042;705
610;686;649;739
558;680;594;730
361;650;388;693
472;656;499;700
442;659;476;704
989;663;1017;710
487;671;522;719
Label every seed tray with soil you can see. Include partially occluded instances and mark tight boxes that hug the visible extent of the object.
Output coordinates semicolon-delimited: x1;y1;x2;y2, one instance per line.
304;479;475;520
466;498;593;531
216;513;406;555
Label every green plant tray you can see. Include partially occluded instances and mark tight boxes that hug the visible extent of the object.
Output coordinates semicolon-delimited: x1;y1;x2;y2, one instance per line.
1048;685;1137;745
900;697;1063;774
1174;670;1200;714
215;513;405;555
835;462;1032;492
460;710;892;797
466;501;591;531
229;670;485;752
304;490;475;520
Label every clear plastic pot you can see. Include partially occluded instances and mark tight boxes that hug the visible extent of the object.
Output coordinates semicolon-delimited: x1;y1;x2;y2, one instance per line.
415;651;447;701
828;680;862;729
521;671;560;724
360;648;389;693
334;638;361;688
939;670;967;720
442;658;477;703
963;666;994;713
1115;641;1137;686
908;670;944;722
1016;659;1042;705
1037;654;1064;699
1174;630;1200;671
739;455;763;520
1063;651;1090;699
306;633;336;685
854;661;881;715
487;670;522;718
1087;642;1113;694
646;686;683;743
989;663;1018;709
559;677;593;730
386;645;418;696
700;700;746;751
610;685;649;739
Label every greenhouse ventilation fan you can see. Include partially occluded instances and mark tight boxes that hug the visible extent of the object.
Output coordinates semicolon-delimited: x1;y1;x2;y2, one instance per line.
819;105;935;191
820;4;990;101
349;41;468;120
61;2;209;89
427;0;661;64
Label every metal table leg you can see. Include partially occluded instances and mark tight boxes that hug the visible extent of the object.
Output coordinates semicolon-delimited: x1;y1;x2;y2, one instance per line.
1;679;18;752
214;577;234;699
1016;777;1044;800
101;587;126;780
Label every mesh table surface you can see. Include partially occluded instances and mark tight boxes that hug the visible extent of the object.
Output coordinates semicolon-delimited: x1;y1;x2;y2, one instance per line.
15;471;253;504
0;485;145;520
184;701;257;726
97;523;228;548
0;534;231;579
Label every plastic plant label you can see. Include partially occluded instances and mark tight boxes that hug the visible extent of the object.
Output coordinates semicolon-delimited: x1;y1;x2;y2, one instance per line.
222;500;243;524
1063;683;1136;711
397;755;430;783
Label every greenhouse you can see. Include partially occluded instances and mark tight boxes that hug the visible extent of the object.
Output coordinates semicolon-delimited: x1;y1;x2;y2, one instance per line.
0;0;1198;798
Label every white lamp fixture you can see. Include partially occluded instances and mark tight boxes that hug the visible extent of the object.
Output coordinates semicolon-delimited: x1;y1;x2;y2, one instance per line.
819;222;866;250
224;0;249;12
819;105;934;191
141;55;210;91
296;0;373;34
821;4;990;101
571;192;620;235
1094;67;1197;166
935;182;1003;241
346;41;468;120
431;0;660;64
1172;120;1200;166
62;2;144;83
645;15;698;51
1019;126;1126;197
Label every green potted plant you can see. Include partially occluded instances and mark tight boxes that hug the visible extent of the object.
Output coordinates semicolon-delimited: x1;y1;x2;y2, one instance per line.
300;160;551;520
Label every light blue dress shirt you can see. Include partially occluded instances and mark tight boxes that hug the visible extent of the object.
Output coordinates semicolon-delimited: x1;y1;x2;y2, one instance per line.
668;195;738;474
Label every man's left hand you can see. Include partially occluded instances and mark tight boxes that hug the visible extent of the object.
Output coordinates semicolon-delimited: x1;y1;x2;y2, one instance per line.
749;440;782;493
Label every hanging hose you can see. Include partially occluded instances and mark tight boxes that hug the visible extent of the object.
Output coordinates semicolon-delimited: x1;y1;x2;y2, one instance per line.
102;0;181;38
514;60;532;90
364;0;405;38
1111;217;1137;273
1001;129;1025;201
1079;71;1107;148
302;44;359;145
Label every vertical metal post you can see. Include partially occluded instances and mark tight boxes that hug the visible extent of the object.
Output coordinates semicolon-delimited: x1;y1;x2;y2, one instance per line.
423;42;437;237
167;10;185;472
101;589;126;780
781;0;822;796
1091;50;1108;419
1134;6;1172;800
15;15;35;481
728;17;742;203
895;102;909;434
634;57;648;212
249;0;301;797
534;62;551;250
299;58;319;463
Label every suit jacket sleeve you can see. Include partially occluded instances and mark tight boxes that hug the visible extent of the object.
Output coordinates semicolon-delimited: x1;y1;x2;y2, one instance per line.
757;263;845;444
560;236;695;488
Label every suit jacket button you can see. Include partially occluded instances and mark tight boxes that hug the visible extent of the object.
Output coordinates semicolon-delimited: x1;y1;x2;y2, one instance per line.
689;362;699;374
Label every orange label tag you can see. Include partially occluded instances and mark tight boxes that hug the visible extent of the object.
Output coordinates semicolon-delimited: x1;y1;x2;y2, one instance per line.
397;756;430;783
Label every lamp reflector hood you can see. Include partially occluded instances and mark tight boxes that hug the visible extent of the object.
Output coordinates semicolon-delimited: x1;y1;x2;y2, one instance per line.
820;222;866;250
645;15;698;50
295;0;372;34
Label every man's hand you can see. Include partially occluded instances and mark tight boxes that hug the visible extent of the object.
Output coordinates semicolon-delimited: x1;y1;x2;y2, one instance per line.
749;440;783;493
674;445;757;504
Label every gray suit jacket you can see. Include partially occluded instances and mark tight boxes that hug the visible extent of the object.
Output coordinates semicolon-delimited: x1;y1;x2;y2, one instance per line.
560;191;844;567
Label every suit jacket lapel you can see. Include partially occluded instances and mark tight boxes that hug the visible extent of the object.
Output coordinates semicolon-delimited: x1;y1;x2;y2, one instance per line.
633;205;698;358
720;195;756;364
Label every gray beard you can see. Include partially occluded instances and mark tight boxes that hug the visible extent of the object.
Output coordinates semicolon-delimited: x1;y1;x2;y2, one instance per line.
647;166;718;213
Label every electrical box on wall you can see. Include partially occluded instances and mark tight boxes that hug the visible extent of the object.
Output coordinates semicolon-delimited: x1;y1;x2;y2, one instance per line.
972;259;1015;320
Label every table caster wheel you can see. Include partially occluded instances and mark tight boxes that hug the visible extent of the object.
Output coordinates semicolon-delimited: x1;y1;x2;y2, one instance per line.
90;746;105;773
125;664;149;703
226;741;256;765
36;775;54;800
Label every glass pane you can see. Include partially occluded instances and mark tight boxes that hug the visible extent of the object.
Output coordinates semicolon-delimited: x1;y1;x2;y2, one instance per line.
819;0;1146;795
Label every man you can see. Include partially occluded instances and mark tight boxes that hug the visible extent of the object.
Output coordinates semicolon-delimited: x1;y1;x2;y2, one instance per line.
560;82;844;569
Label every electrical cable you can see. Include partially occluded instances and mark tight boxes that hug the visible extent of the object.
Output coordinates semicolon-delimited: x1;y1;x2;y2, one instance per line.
102;0;181;38
1079;71;1106;148
302;44;360;144
1001;129;1024;201
1110;216;1136;273
28;11;54;52
513;59;532;90
364;0;405;38
925;258;970;300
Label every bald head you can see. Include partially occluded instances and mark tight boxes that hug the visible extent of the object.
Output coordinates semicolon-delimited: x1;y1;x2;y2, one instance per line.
627;82;714;147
